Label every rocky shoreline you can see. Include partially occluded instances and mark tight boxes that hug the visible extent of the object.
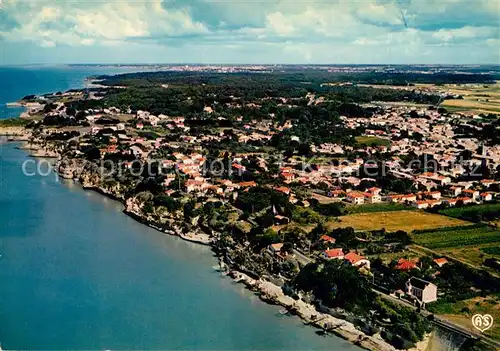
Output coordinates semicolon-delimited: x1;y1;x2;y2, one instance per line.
0;127;31;140
228;271;431;351
56;155;431;351
7;137;430;351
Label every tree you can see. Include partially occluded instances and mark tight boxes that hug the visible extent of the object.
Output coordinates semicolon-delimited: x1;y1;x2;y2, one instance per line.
256;228;281;249
294;260;375;310
153;195;180;212
333;227;356;247
309;222;327;242
419;256;434;272
183;200;196;219
459;149;473;161
384;230;412;245
66;106;77;116
282;227;306;245
282;242;294;255
84;147;101;161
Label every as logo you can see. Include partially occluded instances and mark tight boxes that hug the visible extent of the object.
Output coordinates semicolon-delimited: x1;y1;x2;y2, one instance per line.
472;314;494;333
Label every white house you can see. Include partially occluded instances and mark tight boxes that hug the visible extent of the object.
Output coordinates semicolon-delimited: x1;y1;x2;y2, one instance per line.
418;172;451;186
412;200;441;209
462;189;480;200
405;277;438;306
346;192;365;205
364;192;382;203
480;192;493;202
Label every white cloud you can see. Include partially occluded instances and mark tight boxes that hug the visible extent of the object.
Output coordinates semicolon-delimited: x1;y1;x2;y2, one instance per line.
1;0;208;47
432;26;499;42
266;12;295;36
0;0;498;64
355;2;402;26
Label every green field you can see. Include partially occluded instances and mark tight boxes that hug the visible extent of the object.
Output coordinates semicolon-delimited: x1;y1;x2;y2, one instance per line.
354;136;391;147
439;203;500;222
345;203;414;214
481;247;500;255
412;224;500;249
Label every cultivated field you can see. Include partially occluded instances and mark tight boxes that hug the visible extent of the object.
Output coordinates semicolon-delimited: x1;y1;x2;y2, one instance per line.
354;136;391;147
438;203;500;222
326;210;468;232
345;203;412;214
436;245;500;269
416;82;500;115
411;224;500;249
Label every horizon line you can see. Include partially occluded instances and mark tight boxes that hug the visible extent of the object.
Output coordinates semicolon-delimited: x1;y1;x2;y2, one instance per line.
3;63;500;67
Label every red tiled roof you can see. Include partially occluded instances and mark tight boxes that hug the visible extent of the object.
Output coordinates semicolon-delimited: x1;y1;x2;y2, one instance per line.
274;186;291;194
396;258;418;271
320;235;336;243
345;252;365;264
433;258;448;266
238;181;257;187
347;192;365;198
271;243;283;251
324;248;344;258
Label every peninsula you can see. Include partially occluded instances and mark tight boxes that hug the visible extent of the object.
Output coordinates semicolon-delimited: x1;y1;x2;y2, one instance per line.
3;66;500;351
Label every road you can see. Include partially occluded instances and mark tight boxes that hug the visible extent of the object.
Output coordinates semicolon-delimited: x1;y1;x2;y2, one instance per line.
289;247;500;347
373;287;500;349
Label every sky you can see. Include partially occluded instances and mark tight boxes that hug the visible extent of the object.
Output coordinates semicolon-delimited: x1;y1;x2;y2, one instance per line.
0;0;499;65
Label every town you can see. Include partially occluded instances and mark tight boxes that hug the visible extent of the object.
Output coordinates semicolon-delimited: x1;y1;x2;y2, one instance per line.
4;68;500;351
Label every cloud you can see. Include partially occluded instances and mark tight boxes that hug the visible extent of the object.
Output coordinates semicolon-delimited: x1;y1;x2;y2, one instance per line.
432;26;499;43
0;0;498;64
1;0;208;46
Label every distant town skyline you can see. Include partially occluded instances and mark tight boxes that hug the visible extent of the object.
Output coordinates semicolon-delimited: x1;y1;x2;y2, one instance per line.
1;0;499;65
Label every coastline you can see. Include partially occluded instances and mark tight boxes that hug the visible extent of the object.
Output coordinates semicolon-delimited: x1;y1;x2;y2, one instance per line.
4;138;429;351
0;127;31;140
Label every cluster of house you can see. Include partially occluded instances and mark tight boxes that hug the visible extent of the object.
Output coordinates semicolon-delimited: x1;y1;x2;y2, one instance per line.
344;105;500;169
329;177;496;208
267;235;443;307
267;235;371;270
79;102;499;216
392;257;449;306
318;235;371;269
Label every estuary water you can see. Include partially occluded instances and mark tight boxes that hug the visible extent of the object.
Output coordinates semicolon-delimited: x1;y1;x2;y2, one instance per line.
0;65;146;119
0;143;361;350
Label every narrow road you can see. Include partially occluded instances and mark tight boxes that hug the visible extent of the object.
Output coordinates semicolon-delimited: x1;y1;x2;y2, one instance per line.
373;286;500;348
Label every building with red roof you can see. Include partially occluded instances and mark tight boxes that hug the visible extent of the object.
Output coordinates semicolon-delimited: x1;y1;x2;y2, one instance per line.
345;252;371;269
433;258;448;267
322;248;344;260
320;235;336;244
396;258;418;271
